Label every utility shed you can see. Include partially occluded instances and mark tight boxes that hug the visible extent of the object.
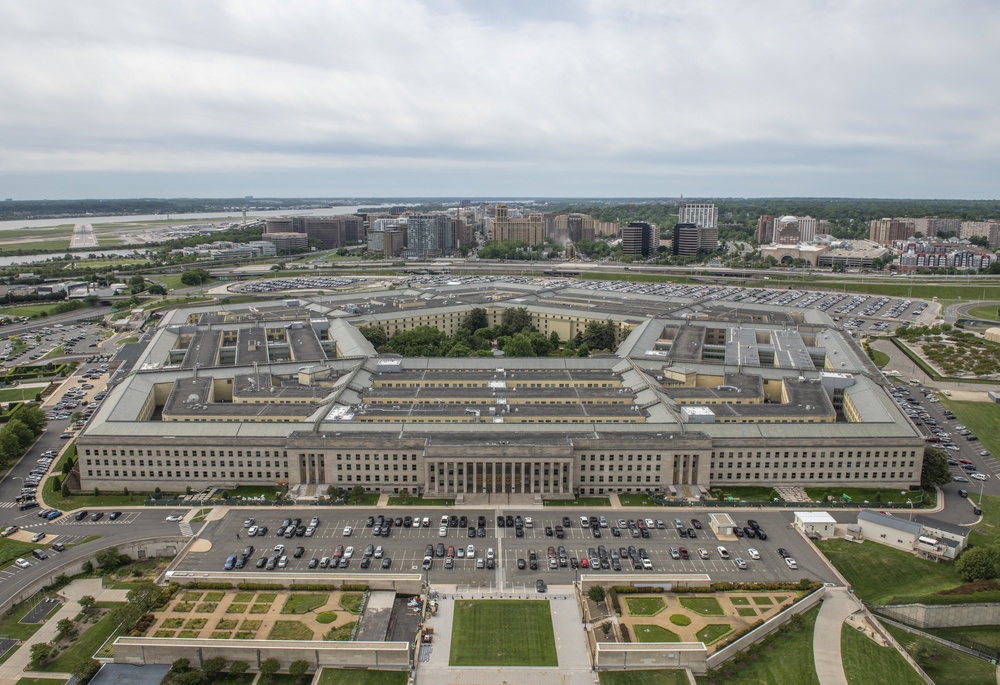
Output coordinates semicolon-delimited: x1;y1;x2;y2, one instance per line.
794;511;837;538
709;512;736;536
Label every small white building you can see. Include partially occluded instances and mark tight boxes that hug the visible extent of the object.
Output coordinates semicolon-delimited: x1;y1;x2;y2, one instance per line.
709;512;736;536
856;510;967;560
793;511;837;538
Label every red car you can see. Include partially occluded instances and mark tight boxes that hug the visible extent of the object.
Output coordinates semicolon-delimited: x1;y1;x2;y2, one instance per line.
580;558;589;568
958;459;973;465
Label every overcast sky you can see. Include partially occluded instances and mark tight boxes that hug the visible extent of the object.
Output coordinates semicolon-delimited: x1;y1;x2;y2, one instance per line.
1;1;998;200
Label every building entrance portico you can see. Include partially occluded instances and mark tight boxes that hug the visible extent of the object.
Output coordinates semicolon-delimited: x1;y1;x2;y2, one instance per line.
425;458;573;496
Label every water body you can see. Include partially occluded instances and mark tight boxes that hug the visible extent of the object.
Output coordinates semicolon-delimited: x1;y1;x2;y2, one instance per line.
0;205;379;233
0;205;389;267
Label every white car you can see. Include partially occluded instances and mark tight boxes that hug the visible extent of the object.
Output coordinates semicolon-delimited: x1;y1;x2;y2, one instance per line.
247;526;259;537
467;544;475;557
438;526;448;537
747;548;760;560
165;514;184;522
971;472;988;481
343;526;353;537
343;546;354;559
14;558;30;569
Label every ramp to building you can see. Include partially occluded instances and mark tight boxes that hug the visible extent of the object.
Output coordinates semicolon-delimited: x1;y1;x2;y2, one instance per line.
356;590;396;641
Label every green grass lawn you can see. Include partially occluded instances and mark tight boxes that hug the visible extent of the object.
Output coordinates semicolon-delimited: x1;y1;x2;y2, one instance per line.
678;596;725;616
543;497;611;507
841;624;924;685
966;304;1000;321
940;400;1000;473
624;596;666;616
814;538;997;605
886;625;997;685
925;625;1000;650
218;485;288;500
696;605;820;685
449;600;557;667
870;348;891;368
317;670;407;685
281;594;328;614
42;489;152;510
35;605;123;672
803;487;933;506
695;623;733;645
14;679;67;685
600;671;690;685
0;387;44;402
634;624;680;642
208;674;255;685
618;493;661;506
267;621;313;640
0;239;72;252
0;538;39;569
0;598;62;642
385;496;454;506
338;593;363;614
707;485;779;502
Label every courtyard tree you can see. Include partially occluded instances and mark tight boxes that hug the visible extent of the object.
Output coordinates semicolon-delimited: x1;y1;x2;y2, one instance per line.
921;449;953;489
288;659;310;680
73;658;101;684
201;656;226;678
229;661;249;677
259;657;281;682
588;586;606;603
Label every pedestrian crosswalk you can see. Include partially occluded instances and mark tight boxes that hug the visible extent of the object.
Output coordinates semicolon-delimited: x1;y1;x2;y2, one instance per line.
179;522;194;536
0;502;17;509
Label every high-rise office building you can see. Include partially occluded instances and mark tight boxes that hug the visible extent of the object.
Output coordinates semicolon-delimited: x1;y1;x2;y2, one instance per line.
869;218;916;246
679;203;718;229
405;214;454;258
671;223;702;256
491;204;546;244
755;215;775;244
621;222;658;257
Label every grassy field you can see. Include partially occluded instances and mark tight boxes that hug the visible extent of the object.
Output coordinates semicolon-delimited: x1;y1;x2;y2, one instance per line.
281;594;328;614
814;538;1000;605
634;624;680;642
803;487;933;507
35;604;124;672
386;496;455;506
707;485;779;502
618;493;662;506
317;672;407;685
678;597;724;616
38;345;64;361
600;671;689;685
0;239;72;252
543;497;611;507
925;625;1000;650
741;277;1000;305
841;624;924;685
0;538;40;569
0;387;43;402
966;304;1000;321
449;600;557;667
886;625;997;685
0;597;62;642
0;304;67;318
967;494;1000;548
870;348;891;368
42;489;151;510
696;605;820;685
14;679;67;685
625;596;666;616
940;399;1000;469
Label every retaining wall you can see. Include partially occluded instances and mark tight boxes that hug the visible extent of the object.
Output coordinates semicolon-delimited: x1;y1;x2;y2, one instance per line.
873;602;1000;629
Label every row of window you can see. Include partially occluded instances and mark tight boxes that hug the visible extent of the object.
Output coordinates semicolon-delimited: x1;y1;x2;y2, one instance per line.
88;470;290;479
711;472;916;481
85;459;289;468
84;448;289;459
714;461;916;470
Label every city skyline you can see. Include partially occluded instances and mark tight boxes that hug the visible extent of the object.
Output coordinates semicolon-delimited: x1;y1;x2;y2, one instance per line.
1;1;998;200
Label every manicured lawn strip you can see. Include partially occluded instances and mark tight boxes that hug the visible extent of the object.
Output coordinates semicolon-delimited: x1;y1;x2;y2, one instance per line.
35;606;123;672
317;670;407;685
752;596;774;605
869;348;891;368
707;485;778;502
618;493;661;506
730;597;750;606
543;497;611;507
841;624;924;685
233;592;255;603
678;596;724;616
15;679;67;685
737;608;757;617
600;671;689;685
625;596;666;617
695;623;733;645
804;487;933;506
449;600;557;666
925;625;1000;650
386;496;454;507
695;605;821;685
0;538;40;569
967;305;1000;321
815;538;969;605
208;674;255;685
282;594;328;614
885;625;997;685
268;621;313;640
634;624;680;642
338;593;363;614
0;387;44;402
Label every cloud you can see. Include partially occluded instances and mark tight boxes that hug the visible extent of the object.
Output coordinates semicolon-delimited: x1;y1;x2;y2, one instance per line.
0;0;998;198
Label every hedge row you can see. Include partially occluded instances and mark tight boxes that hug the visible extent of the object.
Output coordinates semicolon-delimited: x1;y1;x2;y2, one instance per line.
611;585;664;594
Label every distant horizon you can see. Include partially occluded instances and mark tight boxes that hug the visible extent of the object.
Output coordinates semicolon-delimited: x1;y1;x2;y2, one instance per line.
4;195;1000;203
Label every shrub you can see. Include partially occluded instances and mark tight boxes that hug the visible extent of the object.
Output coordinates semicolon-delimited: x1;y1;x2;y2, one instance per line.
670;613;691;626
588;586;606;603
619;624;631;642
316;611;337;624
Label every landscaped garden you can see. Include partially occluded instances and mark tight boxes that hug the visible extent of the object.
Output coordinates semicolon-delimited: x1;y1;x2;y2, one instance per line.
148;589;359;642
449;600;557;667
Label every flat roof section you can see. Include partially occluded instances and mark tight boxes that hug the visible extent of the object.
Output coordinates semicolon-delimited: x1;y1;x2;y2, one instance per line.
181;329;222;369
236;327;269;366
287;326;325;361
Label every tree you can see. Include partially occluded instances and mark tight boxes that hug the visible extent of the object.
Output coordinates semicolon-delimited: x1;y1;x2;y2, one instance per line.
96;546;129;572
461;307;489;332
350;485;365;501
956;546;1000;582
500;307;533;335
56;617;75;640
62;481;71;497
288;659;310;680
174;672;208;685
171;657;191;673
71;411;84;424
147;283;167;295
921;449;953;489
30;642;52;666
357;325;388;349
582;320;616;352
229;661;249;677
79;595;96;613
15;404;47;435
201;656;227;678
502;333;535;357
129;275;146;294
259;657;281;682
72;658;101;684
51;475;61;491
588;586;606;603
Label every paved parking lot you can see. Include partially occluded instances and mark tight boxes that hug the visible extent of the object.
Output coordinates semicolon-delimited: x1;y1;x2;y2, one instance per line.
178;508;840;587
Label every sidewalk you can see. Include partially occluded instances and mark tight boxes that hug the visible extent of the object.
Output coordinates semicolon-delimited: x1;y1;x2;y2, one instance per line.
813;587;861;685
0;578;129;685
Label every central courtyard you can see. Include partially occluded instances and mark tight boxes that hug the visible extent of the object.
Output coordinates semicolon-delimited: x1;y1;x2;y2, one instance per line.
449;600;558;667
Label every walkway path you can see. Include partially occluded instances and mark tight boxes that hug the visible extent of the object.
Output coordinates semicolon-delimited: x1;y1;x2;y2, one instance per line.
813;587;861;685
415;586;594;685
0;578;129;685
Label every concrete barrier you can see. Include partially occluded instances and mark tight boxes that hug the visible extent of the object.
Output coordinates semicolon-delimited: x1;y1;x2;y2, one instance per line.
595;642;707;673
164;570;423;595
871;602;1000;629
